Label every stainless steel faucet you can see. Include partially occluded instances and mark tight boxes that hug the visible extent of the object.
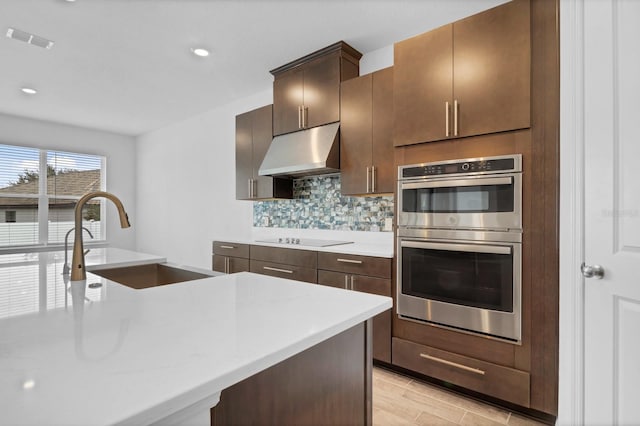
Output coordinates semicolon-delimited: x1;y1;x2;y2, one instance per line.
63;227;93;276
71;191;130;281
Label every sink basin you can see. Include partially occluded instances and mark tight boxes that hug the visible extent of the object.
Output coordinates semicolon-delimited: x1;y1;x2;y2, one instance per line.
90;263;215;289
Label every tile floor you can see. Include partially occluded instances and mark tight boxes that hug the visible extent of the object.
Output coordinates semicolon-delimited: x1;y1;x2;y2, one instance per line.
372;367;547;426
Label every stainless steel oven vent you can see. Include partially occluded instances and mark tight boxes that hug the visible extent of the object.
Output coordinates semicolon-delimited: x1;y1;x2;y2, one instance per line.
6;27;55;49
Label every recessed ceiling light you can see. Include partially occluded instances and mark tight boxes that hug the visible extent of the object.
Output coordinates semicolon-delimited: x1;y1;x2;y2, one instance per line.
21;87;38;95
190;47;210;57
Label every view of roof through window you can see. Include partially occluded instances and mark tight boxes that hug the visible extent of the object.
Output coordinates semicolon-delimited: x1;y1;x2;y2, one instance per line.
0;144;104;247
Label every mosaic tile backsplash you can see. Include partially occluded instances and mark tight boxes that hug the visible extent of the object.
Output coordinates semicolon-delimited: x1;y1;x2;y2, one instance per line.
253;175;394;232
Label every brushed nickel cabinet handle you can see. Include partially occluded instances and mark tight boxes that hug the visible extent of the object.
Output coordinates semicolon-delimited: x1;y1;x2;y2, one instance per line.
220;245;236;250
419;353;485;375
303;106;308;128
344;275;349;289
224;257;229;274
366;167;371;193
252;179;257;198
453;100;459;136
298;105;302;129
350;275;354;291
337;258;363;264
445;101;450;137
371;166;376;193
263;266;293;274
248;179;253;199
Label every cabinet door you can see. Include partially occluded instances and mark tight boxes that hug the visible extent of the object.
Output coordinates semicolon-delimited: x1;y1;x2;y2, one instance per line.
213;255;226;273
317;269;350;290
213;255;249;274
303;53;341;129
273;69;304;136
351;275;392;363
318;270;392;362
453;0;530;138
371;67;395;194
251;105;275;199
394;24;453;146
228;257;249;274
235;111;253;200
340;73;372;195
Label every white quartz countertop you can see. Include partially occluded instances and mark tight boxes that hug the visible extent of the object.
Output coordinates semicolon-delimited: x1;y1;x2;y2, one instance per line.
218;228;395;258
0;248;391;426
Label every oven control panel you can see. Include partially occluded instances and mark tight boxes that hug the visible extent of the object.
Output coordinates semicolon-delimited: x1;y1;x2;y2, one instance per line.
400;155;521;179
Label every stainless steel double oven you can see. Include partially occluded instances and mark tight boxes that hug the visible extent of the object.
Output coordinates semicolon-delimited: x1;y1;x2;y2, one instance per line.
396;155;523;342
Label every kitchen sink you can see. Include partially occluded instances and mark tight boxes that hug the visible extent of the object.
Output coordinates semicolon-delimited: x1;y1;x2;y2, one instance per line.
90;263;215;290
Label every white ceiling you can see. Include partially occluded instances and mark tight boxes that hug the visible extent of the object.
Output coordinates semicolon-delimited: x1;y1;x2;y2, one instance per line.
0;0;507;136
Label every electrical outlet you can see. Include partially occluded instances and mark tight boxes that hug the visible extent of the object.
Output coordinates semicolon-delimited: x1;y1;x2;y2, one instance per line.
383;218;393;232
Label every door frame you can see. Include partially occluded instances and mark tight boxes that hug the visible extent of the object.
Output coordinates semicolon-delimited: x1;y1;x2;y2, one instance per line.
558;0;585;424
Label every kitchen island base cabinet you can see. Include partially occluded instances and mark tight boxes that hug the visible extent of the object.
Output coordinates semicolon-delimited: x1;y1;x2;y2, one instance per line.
211;321;372;426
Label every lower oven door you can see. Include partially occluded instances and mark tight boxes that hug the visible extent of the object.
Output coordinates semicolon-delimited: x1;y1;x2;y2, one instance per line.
397;237;521;342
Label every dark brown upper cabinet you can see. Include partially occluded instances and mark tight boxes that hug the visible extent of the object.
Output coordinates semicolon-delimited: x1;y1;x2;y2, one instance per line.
394;0;531;146
271;41;362;137
340;67;394;196
235;105;292;200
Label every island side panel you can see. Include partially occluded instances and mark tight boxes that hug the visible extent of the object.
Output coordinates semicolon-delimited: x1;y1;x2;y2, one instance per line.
210;321;371;425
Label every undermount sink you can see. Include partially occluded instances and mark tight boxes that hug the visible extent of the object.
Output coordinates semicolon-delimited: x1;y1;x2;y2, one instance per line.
90;263;215;290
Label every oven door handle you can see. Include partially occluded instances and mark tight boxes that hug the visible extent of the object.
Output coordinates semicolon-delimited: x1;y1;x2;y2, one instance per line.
401;240;512;255
401;176;513;190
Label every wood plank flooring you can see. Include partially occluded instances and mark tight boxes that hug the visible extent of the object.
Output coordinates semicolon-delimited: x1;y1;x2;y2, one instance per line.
372;367;546;426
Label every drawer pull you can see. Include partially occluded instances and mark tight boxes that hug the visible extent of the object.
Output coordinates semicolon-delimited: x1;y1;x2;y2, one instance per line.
337;258;363;264
263;266;293;274
220;245;236;249
419;353;485;376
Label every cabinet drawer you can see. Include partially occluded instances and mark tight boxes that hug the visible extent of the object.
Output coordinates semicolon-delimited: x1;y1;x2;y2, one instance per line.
250;245;317;268
317;252;391;278
213;241;250;259
250;260;317;284
213;255;249;274
392;338;530;407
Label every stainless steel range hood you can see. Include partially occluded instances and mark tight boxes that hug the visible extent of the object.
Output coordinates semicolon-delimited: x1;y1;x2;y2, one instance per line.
258;122;340;178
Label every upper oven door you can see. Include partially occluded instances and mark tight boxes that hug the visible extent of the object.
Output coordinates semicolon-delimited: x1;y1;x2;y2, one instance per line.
398;173;522;231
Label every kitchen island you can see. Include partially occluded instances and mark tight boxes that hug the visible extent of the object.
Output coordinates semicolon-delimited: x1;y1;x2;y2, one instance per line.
0;248;391;425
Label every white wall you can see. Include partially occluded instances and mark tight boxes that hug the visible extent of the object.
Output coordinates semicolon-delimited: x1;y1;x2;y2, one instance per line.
0;113;137;250
359;45;394;75
135;89;272;268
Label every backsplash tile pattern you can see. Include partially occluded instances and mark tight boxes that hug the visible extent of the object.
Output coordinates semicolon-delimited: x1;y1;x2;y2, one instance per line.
253;175;394;232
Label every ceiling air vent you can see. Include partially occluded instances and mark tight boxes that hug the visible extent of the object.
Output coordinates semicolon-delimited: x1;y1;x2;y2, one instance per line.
6;27;54;49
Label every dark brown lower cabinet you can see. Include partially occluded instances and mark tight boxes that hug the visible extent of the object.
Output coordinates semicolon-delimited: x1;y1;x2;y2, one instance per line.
318;270;391;363
250;259;317;284
212;255;249;274
211;321;372;426
392;337;530;407
212;242;250;274
316;252;392;363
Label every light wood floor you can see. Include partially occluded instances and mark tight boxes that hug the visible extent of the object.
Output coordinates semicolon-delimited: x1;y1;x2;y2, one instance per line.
372;367;547;426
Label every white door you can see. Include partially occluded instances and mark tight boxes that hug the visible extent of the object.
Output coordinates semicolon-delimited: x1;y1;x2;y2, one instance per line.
583;0;640;424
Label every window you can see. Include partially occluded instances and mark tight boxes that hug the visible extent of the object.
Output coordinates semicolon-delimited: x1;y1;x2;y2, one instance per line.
0;143;105;247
